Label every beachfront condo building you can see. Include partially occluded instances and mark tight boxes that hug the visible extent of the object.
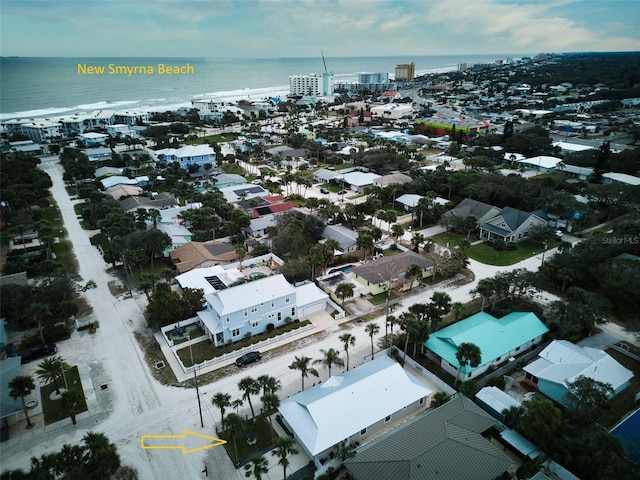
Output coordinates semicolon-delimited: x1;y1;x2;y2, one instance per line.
289;72;334;97
395;62;415;81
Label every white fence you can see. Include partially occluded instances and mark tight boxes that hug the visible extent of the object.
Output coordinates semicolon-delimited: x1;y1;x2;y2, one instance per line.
181;323;315;375
160;317;201;348
397;349;458;396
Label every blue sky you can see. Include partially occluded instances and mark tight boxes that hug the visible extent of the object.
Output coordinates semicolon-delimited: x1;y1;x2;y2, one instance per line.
1;0;639;57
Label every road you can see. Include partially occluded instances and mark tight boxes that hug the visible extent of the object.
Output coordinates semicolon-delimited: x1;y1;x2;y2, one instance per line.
3;156;636;479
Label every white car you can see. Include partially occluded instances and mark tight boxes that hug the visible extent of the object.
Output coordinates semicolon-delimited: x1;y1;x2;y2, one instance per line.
251;179;262;185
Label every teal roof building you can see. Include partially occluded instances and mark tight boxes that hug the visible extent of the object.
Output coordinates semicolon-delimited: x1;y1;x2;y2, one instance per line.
424;311;549;382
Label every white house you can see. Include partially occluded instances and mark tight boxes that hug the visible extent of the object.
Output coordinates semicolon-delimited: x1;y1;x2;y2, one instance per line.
155;145;216;170
196;274;330;346
278;355;432;469
175;265;244;296
335;171;381;193
523;340;633;408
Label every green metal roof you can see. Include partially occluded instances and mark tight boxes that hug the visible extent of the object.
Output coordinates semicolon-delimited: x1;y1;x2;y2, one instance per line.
345;395;513;480
423;311;549;373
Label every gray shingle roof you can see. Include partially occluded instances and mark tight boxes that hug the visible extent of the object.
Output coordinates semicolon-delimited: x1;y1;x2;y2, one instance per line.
345;395;513;480
446;197;500;220
351;251;434;284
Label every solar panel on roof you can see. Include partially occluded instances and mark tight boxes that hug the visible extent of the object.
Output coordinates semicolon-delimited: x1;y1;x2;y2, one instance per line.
204;276;225;289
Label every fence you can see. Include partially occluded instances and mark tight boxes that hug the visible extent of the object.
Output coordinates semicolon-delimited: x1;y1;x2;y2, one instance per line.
181;323;315;375
400;351;457;396
160;317;201;348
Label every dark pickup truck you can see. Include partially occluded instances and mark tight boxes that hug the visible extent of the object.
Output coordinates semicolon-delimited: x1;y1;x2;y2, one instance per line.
18;344;57;364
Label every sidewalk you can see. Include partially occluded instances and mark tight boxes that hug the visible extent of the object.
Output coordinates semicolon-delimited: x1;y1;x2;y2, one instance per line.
157;311;353;383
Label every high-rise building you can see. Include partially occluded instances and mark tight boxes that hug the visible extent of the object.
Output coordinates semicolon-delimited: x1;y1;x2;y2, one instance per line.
289;72;334;96
358;72;389;84
395;62;415;81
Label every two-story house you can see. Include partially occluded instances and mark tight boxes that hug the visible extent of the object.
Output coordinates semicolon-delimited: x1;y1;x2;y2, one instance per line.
155;144;216;170
198;274;298;346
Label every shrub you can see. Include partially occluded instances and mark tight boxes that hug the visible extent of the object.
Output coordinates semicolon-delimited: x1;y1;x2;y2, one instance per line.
487;375;506;390
266;323;275;332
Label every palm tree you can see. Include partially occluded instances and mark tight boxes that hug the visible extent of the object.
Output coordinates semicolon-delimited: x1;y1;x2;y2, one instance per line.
27;302;50;345
404;263;423;290
82;432;121;479
339;333;356;370
261;392;280;433
391;223;405;244
365;322;380;359
222;413;245;466
55;443;84;478
257;375;281;397
244;455;269;480
410;232;424;252
238;377;261;420
454;342;482;387
398;312;419;366
271;436;299;480
231;398;244;414
9;374;36;429
450;302;467;322
212;392;232;426
313;348;345;378
335;282;354;306
334;440;357;461
36;356;69;395
430;391;451;408
60;390;83;425
288;356;319;391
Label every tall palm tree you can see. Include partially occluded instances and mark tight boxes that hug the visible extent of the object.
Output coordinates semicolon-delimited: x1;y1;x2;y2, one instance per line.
60;390;83;425
243;455;269;480
391;223;405;244
212;392;232;426
288;356;319;391
454;342;482;387
222;413;245;466
313;348;345;378
36;356;69;395
339;333;356;370
271;436;299;480
335;282;354;306
55;443;84;478
404;263;423;290
386;314;398;345
398;312;419;366
365;322;380;359
231;398;244;414
257;375;281;397
9;374;36;429
261;392;280;433
238;377;261;420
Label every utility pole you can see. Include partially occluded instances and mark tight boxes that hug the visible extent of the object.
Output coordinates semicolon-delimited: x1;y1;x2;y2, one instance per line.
189;343;204;428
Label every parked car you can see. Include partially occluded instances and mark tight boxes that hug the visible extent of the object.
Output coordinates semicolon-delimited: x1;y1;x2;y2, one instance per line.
320;187;329;194
251;179;262;185
18;344;57;364
235;351;262;367
337;189;347;195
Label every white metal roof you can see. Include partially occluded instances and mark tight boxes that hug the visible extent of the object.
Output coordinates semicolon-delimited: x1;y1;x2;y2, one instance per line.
205;274;295;315
523;340;633;390
278;355;432;457
176;265;243;295
295;281;329;307
476;386;521;416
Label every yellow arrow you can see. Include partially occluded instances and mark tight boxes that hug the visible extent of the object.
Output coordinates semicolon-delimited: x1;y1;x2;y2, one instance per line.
141;430;227;454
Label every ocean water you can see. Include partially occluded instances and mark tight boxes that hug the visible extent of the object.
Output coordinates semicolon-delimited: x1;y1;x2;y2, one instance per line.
0;54;518;121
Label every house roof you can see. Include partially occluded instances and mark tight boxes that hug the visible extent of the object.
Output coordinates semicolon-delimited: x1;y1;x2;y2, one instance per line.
523;340;633;390
351;251;434;284
175;265;244;295
205;274;295;315
118;193;176;213
373;173;413;186
518;156;563;170
169;241;237;273
424;312;549;373
476;386;521;417
106;185;143;200
219;184;269;203
396;194;423;208
295;281;329;308
445;198;500;221
345;395;512;480
321;225;359;251
480;207;548;237
313;168;339;182
279;356;432;457
212;173;246;185
602;172;640;186
337;171;381;187
158;144;214;159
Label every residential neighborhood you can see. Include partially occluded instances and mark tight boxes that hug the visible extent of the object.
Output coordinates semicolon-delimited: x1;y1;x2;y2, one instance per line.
1;50;640;480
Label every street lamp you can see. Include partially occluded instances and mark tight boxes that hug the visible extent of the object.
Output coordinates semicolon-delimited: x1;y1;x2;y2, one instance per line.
189;342;204;428
57;356;68;391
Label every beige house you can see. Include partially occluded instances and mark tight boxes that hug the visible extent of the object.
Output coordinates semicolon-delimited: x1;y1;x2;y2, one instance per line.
169;241;238;273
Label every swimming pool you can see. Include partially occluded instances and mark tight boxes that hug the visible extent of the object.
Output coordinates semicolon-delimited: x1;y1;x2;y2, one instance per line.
611;407;640;465
329;265;353;275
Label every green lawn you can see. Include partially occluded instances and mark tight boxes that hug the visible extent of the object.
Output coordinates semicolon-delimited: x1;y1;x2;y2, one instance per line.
466;240;557;266
40;366;88;425
430;231;472;249
319;183;341;193
218;416;274;465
